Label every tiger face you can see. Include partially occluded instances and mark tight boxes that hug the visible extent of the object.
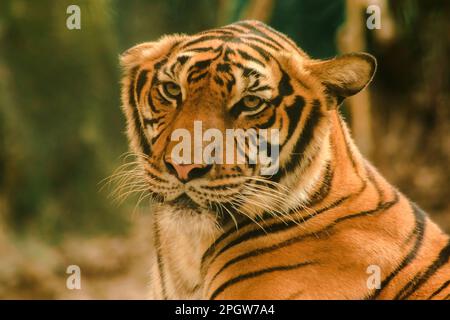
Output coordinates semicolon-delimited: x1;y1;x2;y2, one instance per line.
120;21;376;224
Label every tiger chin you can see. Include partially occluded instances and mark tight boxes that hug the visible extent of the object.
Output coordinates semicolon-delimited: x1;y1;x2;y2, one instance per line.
119;21;450;300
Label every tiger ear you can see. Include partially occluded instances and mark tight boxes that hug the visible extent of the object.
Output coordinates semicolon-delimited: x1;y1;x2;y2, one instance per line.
308;52;377;105
120;34;188;72
119;42;157;71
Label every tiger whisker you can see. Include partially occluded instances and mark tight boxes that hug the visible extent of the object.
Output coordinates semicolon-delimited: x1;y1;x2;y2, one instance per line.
228;198;268;234
114;186;150;204
99;165;143;191
234;185;308;228
223;192;270;233
232;193;289;227
131;189;154;218
243;176;319;221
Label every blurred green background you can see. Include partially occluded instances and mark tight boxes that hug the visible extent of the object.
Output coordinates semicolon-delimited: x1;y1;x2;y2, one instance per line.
0;0;448;298
0;0;222;241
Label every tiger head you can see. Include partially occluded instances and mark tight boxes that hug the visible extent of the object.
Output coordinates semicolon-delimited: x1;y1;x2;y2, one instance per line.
119;21;376;226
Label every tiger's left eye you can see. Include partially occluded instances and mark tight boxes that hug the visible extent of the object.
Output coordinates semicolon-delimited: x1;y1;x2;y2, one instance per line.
162;82;181;99
242;95;264;111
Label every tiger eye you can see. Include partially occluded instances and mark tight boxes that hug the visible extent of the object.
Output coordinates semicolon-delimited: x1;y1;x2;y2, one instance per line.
163;82;181;98
242;95;263;109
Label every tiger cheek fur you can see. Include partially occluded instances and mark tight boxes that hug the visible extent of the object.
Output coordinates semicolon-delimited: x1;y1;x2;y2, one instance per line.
119;21;450;300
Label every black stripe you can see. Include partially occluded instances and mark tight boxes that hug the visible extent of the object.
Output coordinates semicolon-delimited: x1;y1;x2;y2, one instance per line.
163;67;173;79
213;75;224;86
187;50;229;83
223;47;235;61
335;189;399;224
128;67;151;155
249;85;272;93
235;21;284;49
236;49;265;67
169;62;178;76
248;75;260;86
209;261;315;299
365;164;384;200
202;29;236;36
367;202;427;299
241;65;261;78
395;237;450;299
136;69;148;98
177;55;190;65
245;43;271;61
188;58;213;72
187;47;215;53
243;35;281;51
216;62;231;73
285;96;306;139
151;129;165;145
147;92;160;114
182;35;240;51
155;92;172;107
256;22;303;56
427;280;450;299
270;69;293;107
207;185;363;270
219;25;248;33
283;100;322;173
226;73;236;94
181;35;222;49
188;71;209;83
277;142;320;183
305;161;334;206
201;219;254;269
210;184;397;286
255;111;276;129
199;27;237;35
143;115;164;127
150;58;168;86
201;183;242;191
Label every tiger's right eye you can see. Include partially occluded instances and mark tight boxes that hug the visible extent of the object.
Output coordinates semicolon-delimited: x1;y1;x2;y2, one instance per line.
162;82;181;99
242;95;264;110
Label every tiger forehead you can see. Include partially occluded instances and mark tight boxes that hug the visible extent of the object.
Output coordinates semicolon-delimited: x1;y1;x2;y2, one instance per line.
154;20;307;84
171;45;274;80
157;43;278;102
187;20;307;58
148;20;310;104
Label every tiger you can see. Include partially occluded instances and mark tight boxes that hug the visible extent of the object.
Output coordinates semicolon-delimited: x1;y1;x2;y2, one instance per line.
119;20;450;300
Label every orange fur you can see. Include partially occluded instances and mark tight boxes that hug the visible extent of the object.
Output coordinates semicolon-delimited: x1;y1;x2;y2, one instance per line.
119;21;450;300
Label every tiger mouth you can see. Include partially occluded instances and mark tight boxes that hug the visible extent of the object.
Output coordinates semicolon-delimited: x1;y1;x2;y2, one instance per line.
166;193;237;219
168;193;201;211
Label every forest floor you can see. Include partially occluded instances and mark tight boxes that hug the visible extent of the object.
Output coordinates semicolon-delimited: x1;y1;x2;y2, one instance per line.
0;212;154;299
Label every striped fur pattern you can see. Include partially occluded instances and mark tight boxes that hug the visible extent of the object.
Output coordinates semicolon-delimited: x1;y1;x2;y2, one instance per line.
119;21;450;299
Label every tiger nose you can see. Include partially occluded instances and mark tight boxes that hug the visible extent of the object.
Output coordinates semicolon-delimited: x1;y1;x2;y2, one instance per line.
164;159;212;183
